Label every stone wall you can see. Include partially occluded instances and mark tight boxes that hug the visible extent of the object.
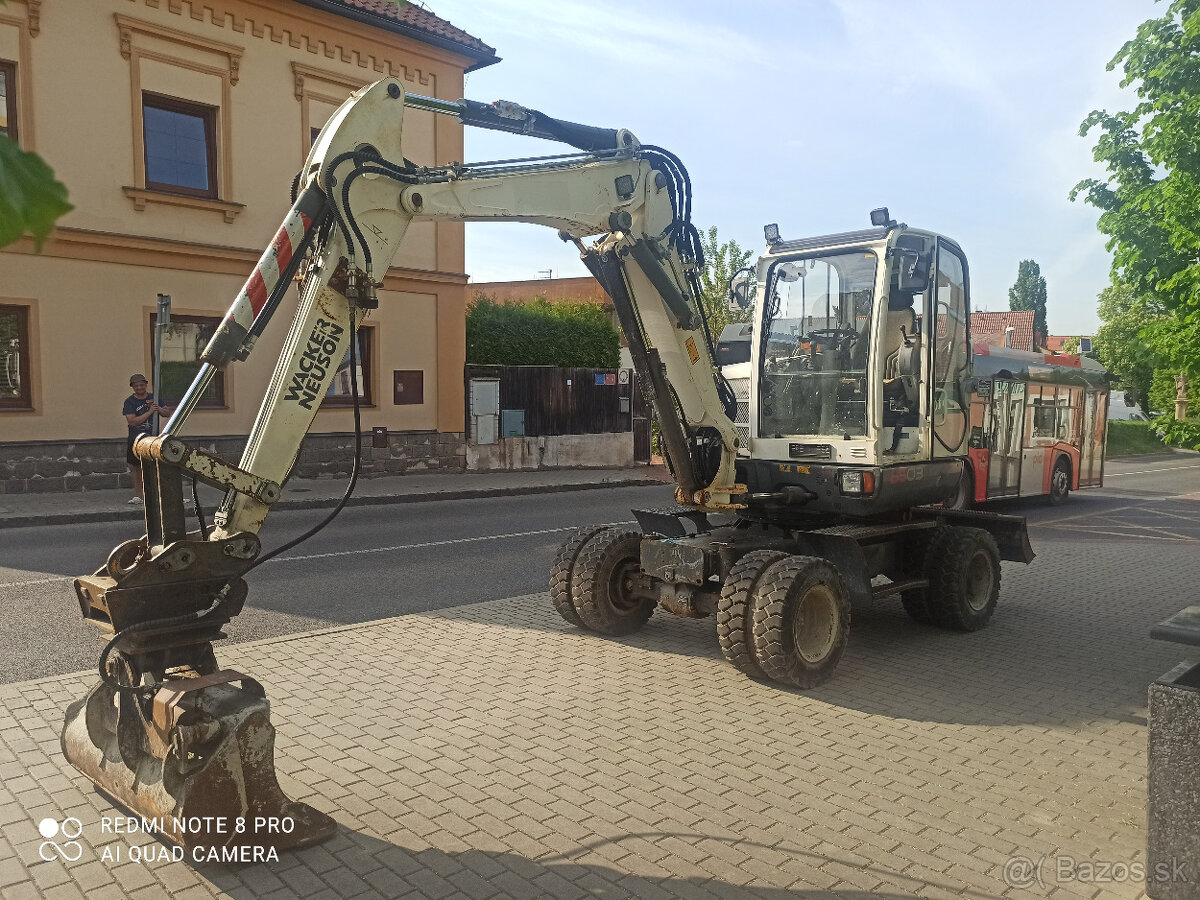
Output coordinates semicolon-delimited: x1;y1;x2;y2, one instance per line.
466;432;633;471
0;432;466;494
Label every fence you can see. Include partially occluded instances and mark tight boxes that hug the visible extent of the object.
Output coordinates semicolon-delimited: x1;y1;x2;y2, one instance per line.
466;365;634;438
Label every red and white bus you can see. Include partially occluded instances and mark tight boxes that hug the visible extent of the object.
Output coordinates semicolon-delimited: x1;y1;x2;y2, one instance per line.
955;345;1109;507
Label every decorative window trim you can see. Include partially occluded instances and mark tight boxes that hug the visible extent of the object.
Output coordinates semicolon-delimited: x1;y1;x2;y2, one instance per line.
291;62;368;163
122;187;244;223
115;15;243;84
115;13;242;220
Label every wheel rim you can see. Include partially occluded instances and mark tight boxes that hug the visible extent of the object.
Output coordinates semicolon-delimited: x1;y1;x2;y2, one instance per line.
965;550;995;612
1052;465;1069;497
608;558;643;615
793;584;839;664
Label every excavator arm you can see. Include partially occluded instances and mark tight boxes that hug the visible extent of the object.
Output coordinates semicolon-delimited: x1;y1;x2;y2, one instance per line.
61;78;743;853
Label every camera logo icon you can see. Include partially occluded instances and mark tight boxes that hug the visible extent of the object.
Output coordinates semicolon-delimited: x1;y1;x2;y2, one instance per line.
38;817;84;862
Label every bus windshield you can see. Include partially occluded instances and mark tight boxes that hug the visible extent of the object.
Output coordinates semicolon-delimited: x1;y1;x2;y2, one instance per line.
759;250;878;437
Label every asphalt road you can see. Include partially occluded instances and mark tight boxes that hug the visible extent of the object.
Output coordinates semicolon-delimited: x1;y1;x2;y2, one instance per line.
2;453;1198;684
0;484;674;682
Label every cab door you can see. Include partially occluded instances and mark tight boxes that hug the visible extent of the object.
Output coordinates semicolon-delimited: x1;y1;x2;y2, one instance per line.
928;240;971;458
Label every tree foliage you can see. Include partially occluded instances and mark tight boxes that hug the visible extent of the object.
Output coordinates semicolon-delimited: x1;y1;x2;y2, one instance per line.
696;226;753;337
1092;281;1166;414
1071;0;1200;374
465;295;620;367
1008;259;1048;341
0;135;72;250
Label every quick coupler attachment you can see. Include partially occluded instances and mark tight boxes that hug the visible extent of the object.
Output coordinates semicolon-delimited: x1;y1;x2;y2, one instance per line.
61;667;336;859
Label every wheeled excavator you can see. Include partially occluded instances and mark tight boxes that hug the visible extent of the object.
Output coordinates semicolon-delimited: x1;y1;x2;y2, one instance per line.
62;78;1032;853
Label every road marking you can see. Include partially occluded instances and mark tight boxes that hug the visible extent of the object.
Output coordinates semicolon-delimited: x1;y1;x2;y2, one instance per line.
1031;504;1138;527
0;523;636;587
266;523;632;564
0;576;69;589
1106;464;1200;477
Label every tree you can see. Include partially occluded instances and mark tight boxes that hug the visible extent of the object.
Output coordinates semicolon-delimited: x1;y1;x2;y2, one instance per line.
1092;281;1166;414
1070;0;1200;376
1008;259;1047;342
696;226;753;338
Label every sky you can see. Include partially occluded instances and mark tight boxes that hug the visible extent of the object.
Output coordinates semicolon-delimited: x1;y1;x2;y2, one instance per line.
427;0;1156;336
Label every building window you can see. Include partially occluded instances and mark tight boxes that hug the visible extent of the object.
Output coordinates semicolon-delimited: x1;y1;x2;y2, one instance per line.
143;93;218;199
0;304;31;409
0;61;16;144
322;328;373;407
150;314;226;408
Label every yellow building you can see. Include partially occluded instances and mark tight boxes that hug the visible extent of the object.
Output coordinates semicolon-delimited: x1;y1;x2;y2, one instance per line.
0;0;496;491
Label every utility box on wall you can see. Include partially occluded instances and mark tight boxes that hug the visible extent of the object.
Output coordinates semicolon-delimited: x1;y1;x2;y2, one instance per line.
470;378;500;445
501;409;525;437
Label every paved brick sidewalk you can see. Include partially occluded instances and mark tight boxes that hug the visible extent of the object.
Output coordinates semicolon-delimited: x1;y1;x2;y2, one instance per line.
0;526;1190;899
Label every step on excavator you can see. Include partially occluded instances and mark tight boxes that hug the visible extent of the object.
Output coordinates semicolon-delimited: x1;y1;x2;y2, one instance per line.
63;78;1032;854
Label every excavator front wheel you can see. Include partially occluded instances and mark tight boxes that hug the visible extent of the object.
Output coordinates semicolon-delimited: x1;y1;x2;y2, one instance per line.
570;527;656;636
750;555;851;689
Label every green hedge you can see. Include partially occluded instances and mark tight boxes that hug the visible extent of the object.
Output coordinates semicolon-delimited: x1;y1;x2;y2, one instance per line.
466;296;620;367
1106;420;1166;456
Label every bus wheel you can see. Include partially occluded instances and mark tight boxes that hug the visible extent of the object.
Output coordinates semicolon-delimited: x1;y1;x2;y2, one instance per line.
1048;457;1071;505
925;527;1000;632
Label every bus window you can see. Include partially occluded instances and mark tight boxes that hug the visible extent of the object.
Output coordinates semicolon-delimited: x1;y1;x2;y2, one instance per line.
1029;385;1056;439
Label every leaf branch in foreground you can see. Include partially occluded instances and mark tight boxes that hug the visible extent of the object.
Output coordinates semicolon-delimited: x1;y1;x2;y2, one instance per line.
0;135;72;250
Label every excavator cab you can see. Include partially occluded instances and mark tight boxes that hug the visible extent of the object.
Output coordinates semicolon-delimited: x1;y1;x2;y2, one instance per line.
731;214;974;518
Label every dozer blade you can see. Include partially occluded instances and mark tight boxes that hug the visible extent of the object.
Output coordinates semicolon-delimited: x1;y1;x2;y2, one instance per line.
61;669;335;855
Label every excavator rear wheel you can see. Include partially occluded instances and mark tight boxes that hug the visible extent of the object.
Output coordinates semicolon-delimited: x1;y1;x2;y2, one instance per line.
924;527;1000;632
716;550;790;680
571;527;656;636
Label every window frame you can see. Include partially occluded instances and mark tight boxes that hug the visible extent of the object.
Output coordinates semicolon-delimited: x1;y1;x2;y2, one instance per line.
149;313;227;409
0;304;32;411
142;91;219;200
321;325;375;409
0;60;16;145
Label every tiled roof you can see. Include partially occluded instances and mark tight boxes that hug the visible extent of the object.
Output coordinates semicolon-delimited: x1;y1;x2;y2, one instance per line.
296;0;499;69
970;310;1036;351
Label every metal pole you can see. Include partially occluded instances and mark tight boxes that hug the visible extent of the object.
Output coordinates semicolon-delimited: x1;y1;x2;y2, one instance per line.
153;293;171;434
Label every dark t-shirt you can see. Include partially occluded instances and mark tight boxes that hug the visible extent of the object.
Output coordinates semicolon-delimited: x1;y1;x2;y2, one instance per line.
123;393;155;440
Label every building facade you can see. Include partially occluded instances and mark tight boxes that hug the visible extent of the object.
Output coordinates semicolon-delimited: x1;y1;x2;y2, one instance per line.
0;0;496;492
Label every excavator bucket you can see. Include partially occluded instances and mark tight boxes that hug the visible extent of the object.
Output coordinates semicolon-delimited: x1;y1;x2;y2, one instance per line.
61;668;336;854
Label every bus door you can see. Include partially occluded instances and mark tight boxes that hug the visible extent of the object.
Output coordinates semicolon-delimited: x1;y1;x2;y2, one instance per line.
986;380;1024;497
1078;389;1099;486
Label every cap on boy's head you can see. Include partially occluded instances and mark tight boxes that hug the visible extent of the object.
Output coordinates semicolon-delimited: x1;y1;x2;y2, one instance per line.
129;374;148;386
